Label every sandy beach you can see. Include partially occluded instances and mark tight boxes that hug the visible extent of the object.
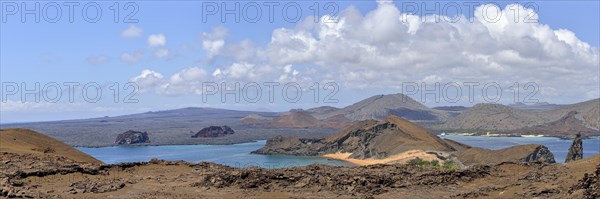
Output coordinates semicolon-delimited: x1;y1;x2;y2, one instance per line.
322;150;443;166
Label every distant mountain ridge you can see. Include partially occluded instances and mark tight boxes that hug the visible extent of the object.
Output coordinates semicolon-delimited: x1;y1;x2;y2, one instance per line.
506;111;598;137
314;93;450;122
442;99;600;134
509;102;562;110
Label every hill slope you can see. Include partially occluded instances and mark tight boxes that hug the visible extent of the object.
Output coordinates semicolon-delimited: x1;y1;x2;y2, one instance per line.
255;115;456;159
0;128;101;164
270;112;320;128
508;111;599;137
442;98;600;133
320;93;449;122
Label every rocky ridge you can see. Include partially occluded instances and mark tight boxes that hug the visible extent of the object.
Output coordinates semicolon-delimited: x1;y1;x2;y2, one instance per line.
565;133;584;163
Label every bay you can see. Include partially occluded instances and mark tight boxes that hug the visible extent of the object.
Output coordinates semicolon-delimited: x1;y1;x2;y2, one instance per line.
77;140;355;168
77;136;600;168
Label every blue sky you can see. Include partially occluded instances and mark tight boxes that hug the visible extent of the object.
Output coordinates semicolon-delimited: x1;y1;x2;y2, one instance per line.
1;0;599;123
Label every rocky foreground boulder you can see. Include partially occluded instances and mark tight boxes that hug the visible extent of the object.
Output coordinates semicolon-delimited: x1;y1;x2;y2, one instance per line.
565;133;584;163
568;164;600;199
191;126;235;138
115;130;150;145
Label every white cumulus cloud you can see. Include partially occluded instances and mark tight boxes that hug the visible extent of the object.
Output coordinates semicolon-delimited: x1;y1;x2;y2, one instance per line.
148;34;167;47
121;25;143;38
120;51;144;64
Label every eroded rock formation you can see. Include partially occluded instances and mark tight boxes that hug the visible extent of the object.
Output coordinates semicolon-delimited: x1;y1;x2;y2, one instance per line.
115;130;150;145
565;133;584;163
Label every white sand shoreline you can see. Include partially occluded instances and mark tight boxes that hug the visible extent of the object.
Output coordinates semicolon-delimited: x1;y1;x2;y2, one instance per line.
322;150;444;166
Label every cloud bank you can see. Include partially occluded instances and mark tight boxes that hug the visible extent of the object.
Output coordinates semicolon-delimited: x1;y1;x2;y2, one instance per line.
131;3;599;102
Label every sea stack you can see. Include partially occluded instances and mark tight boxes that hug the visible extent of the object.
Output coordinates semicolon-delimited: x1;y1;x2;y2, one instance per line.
115;130;150;145
565;133;583;163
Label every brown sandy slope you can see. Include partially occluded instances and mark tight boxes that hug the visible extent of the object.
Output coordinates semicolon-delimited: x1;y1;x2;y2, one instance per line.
458;144;555;166
240;114;269;126
0;128;101;164
320;114;353;129
270;111;320;128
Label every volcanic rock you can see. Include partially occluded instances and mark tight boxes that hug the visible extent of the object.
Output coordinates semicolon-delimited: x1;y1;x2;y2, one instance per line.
191;126;235;138
115;130;150;145
565;133;584;163
255;115;456;159
568;164;600;199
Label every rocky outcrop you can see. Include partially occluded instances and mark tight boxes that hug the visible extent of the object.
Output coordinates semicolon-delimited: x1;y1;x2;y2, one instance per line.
568;164;600;199
565;133;584;163
191;126;234;138
252;135;324;156
255;115;456;159
458;144;556;166
115;130;150;145
524;145;556;163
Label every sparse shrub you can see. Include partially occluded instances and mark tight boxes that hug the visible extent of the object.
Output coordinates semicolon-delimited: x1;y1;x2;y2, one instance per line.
43;146;55;153
442;160;459;170
407;158;459;170
149;157;160;164
407;157;428;167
